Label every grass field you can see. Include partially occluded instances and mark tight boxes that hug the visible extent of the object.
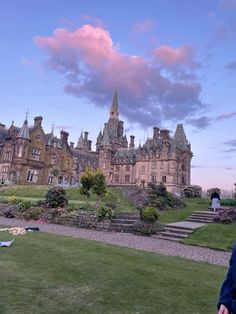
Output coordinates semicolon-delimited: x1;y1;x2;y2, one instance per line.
0;230;226;314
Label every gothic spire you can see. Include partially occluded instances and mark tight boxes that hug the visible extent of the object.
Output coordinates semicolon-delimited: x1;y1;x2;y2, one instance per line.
17;117;30;139
77;131;84;149
174;124;188;149
101;124;110;146
109;90;119;119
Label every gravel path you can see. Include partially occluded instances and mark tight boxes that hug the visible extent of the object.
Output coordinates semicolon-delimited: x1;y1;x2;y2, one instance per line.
0;216;231;267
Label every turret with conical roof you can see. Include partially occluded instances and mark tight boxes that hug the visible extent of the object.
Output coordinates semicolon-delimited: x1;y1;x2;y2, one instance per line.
174;124;188;150
101;124;110;146
17;118;30;140
77;131;84;149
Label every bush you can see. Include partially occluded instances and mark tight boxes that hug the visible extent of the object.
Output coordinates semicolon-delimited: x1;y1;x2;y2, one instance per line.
18;200;32;211
220;199;236;206
142;207;160;222
45;186;68;208
183;185;202;198
21;207;43;220
207;188;221;198
97;206;115;221
8;196;21;204
78;202;96;212
133;220;163;236
214;208;236;224
67;203;78;212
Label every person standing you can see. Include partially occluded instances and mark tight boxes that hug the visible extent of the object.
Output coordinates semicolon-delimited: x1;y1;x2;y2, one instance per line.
217;244;236;314
211;191;221;212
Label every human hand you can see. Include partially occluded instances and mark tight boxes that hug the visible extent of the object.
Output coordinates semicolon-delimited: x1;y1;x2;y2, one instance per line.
218;304;229;314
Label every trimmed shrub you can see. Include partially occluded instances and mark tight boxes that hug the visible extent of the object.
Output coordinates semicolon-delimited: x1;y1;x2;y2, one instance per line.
8;196;21;205
142;207;160;222
133;220;163;236
45;186;68;208
97;206;114;221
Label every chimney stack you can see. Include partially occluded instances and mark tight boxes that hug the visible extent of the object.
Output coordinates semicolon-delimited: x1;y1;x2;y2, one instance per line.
69;142;74;149
153;127;159;139
34;116;43;127
60;130;69;144
129;135;135;148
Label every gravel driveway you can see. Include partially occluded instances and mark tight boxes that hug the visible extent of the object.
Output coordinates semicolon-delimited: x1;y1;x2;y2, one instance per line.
0;216;231;267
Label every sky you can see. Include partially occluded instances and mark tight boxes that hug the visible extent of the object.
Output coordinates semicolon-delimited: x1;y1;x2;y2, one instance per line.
0;0;236;191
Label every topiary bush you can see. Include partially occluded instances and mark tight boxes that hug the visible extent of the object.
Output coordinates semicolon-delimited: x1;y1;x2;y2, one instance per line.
142;207;160;222
45;186;68;208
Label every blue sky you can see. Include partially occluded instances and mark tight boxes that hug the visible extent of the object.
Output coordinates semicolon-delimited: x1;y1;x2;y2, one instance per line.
0;0;236;191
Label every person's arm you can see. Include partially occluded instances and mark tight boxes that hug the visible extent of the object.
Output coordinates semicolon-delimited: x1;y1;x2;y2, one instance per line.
217;244;236;312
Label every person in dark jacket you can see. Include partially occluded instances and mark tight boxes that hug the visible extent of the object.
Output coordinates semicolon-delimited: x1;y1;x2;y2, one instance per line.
218;244;236;314
211;191;221;212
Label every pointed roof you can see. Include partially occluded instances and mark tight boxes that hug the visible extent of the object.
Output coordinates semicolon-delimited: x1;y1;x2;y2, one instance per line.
109;90;119;119
17;119;30;139
174;124;188;149
101;124;110;146
97;130;103;143
77;131;84;149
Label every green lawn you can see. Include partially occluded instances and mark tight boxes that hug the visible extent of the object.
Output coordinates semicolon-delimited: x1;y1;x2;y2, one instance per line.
0;230;226;314
184;223;236;251
0;185;136;212
159;198;209;224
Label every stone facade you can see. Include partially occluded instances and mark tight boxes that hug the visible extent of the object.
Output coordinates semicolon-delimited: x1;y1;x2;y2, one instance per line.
0;92;192;193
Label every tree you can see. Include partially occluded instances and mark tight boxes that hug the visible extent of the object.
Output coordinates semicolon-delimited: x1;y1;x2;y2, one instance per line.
50;168;60;185
183;185;202;198
80;168;95;198
92;170;107;207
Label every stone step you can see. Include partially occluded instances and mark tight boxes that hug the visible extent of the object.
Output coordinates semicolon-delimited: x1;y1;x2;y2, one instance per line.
188;215;214;220
153;234;182;242
164;226;192;235
191;212;216;217
187;218;214;223
194;211;218;215
165;224;194;231
159;231;189;239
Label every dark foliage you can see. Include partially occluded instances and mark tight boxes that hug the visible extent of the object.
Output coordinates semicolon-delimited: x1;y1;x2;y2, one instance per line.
213;208;236;224
183;185;202;198
45;186;68;208
133;220;163;236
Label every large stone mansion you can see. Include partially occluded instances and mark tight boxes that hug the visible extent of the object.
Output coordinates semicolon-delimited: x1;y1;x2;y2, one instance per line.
0;92;192;193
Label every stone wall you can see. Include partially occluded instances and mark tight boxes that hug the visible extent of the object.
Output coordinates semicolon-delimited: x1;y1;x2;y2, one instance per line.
0;204;111;231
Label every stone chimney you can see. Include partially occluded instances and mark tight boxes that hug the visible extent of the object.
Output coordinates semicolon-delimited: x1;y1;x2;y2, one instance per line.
60;130;69;144
84;131;89;141
129;135;135;148
70;142;74;149
153;127;159;139
0;123;6;130
34;116;43;127
160;129;170;139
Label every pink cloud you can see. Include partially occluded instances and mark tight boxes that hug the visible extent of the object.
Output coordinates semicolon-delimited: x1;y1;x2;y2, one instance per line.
216;111;236;120
132;19;155;34
34;24;205;128
21;57;33;66
218;0;236;10
152;45;198;69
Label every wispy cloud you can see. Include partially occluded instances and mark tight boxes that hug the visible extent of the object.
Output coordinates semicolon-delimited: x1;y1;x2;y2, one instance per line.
222;138;236;152
216;111;236;120
34;24;206;128
225;60;236;74
185;116;212;129
132;19;155;35
21;57;33;66
55;125;73;130
218;0;236;11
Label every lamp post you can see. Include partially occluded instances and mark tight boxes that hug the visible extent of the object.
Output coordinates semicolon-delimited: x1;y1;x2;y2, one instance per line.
234;183;236;200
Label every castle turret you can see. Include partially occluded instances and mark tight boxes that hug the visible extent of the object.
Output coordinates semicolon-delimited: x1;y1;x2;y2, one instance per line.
174;124;188;150
129;135;135;148
17;118;30;140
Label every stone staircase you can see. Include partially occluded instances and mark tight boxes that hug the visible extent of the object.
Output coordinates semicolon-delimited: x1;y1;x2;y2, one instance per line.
186;210;218;223
108;212;140;233
154;210;218;242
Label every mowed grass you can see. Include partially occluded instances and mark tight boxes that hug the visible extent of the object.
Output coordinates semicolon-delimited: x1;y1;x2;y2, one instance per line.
0;185;136;212
184;223;236;251
0;230;226;314
159;198;210;224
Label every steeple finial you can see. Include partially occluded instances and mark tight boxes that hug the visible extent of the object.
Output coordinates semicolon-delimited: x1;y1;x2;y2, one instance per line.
109;90;119;119
25;108;29;120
